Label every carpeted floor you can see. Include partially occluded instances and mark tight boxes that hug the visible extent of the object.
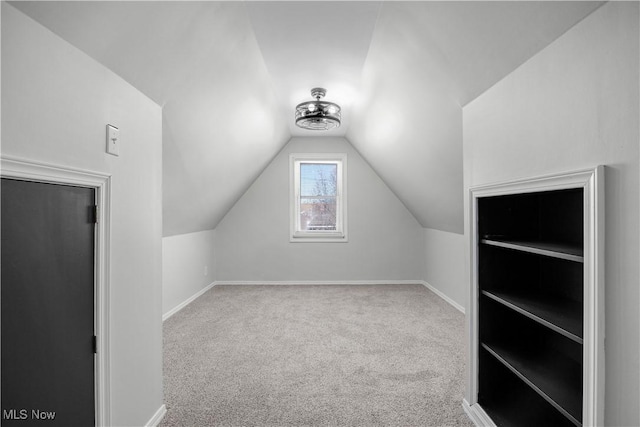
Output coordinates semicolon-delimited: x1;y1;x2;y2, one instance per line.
160;284;473;427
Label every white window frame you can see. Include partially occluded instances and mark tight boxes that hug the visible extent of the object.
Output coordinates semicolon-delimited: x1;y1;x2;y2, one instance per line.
290;153;347;242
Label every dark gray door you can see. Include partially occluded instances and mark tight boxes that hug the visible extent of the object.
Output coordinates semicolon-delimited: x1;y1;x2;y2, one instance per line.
1;178;96;426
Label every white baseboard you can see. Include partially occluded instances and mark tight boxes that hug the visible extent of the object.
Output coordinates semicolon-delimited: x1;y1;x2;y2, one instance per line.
462;399;496;427
162;282;215;322
162;280;463;323
215;280;465;314
145;404;166;427
214;280;424;286
422;281;465;314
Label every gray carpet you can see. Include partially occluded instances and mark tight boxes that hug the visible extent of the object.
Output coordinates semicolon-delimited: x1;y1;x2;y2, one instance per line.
160;284;473;427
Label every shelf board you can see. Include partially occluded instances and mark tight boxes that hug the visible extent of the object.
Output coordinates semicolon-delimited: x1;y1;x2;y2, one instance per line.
482;290;583;343
480;394;574;427
481;342;582;426
481;238;583;262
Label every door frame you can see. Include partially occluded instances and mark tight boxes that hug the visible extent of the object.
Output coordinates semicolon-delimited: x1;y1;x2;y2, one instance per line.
1;155;112;427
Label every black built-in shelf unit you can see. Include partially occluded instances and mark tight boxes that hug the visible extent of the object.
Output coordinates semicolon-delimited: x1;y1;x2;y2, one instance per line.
477;188;585;427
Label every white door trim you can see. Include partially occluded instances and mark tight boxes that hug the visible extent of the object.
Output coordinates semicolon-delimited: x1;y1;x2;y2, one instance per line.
1;155;112;427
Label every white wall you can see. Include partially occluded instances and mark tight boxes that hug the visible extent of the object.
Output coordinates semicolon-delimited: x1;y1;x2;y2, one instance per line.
162;230;215;317
423;229;466;312
2;4;164;426
215;137;425;282
347;2;463;234
463;2;639;425
158;1;291;236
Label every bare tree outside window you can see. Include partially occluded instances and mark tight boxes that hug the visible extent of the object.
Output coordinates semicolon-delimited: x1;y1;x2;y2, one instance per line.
299;163;337;231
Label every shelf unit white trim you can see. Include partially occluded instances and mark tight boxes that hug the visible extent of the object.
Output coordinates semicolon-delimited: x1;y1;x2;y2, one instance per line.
463;398;497;427
466;166;604;427
1;155;113;427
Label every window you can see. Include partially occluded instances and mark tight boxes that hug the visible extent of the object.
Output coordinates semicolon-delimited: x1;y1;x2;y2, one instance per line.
290;153;347;242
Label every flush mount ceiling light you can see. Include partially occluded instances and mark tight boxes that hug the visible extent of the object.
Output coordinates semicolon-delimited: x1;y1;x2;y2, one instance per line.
295;88;341;131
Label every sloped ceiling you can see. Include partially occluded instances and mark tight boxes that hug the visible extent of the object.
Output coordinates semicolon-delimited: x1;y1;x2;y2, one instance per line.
347;0;603;233
9;1;603;236
246;1;381;137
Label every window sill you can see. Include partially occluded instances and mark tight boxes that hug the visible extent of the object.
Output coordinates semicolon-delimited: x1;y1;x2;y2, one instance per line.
290;232;348;243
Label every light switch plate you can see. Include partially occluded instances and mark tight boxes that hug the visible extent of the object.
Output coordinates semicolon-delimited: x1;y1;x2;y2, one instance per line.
106;124;120;156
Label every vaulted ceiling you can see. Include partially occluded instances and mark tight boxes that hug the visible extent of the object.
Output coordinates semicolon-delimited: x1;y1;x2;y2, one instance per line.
11;1;604;236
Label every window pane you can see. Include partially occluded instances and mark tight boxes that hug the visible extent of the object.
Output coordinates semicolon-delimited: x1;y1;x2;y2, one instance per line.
300;196;336;231
300;163;337;197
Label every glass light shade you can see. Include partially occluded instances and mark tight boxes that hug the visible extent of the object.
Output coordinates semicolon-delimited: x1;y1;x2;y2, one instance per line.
295;88;341;131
